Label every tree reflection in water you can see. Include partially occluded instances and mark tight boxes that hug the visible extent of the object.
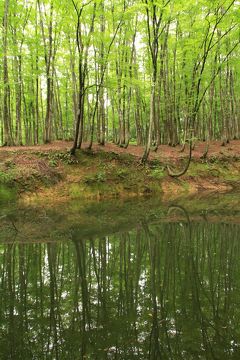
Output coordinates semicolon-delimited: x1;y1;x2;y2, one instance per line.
0;215;240;359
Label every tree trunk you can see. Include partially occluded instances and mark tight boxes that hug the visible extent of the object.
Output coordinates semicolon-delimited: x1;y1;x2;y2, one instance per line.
3;0;14;146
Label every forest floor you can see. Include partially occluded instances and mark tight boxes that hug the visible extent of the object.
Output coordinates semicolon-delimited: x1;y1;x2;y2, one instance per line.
1;139;240;161
0;139;240;203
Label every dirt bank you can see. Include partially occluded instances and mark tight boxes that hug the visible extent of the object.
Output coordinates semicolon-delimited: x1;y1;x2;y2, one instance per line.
0;140;239;202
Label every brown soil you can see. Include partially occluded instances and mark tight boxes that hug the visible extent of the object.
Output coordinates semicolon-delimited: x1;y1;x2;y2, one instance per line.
0;139;240;162
93;140;240;162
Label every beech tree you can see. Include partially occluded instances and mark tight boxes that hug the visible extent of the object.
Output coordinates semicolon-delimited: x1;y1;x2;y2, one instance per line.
70;0;97;155
141;0;171;163
2;0;14;146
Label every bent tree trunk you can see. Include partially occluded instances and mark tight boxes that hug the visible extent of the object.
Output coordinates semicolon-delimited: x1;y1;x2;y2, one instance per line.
167;139;192;177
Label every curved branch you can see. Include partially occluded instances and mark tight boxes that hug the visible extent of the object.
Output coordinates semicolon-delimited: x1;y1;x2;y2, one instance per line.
167;140;192;177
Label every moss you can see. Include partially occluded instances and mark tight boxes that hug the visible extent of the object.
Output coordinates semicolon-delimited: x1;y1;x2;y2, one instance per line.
188;161;209;176
187;159;239;183
148;168;165;180
0;170;15;184
0;185;16;203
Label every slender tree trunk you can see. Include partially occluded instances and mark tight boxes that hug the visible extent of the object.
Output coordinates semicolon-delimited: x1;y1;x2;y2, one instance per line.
142;77;156;163
3;0;14;146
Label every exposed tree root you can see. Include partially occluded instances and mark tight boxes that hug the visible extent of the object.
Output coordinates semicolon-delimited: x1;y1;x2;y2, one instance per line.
167;140;192;177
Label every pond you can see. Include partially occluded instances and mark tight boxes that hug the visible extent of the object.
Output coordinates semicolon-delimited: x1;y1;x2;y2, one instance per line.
0;192;240;359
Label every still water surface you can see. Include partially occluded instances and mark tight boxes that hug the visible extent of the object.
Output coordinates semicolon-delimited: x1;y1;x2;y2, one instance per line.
0;195;240;359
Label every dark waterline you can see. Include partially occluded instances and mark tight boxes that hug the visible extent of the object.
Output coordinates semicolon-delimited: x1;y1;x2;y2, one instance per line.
0;195;240;359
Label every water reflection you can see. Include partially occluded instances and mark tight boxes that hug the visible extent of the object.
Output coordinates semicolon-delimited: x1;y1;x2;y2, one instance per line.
1;212;240;359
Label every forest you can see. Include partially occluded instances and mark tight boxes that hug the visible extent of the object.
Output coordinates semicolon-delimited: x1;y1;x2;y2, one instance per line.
1;0;239;163
1;2;240;358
